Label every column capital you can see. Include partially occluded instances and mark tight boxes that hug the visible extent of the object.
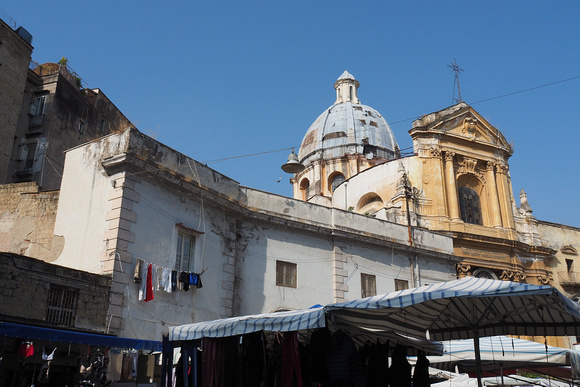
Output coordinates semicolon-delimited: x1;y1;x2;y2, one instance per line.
444;152;455;162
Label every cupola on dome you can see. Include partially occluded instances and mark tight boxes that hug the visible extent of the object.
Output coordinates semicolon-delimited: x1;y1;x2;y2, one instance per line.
298;71;398;165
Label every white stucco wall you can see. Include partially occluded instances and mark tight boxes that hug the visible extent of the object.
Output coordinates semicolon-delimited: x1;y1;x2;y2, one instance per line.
53;138;117;273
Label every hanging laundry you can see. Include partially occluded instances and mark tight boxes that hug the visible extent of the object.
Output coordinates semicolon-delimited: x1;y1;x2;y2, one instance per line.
171;270;178;292
17;341;34;358
38;347;57;382
189;273;203;289
180;272;190;292
161;267;172;293
138;261;149;301
134;258;143;284
145;263;154;302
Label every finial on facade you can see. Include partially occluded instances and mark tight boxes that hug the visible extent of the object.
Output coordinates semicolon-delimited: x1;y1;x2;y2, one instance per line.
519;188;533;215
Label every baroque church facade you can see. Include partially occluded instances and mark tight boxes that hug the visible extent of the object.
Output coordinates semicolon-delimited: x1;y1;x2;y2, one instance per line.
290;71;568;290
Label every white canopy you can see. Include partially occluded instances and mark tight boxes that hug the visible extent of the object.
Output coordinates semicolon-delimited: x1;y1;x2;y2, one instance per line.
429;336;570;372
169;306;325;341
326;277;580;340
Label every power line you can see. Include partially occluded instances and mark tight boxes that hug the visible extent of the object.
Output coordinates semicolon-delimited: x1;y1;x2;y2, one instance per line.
388;74;580;127
202;146;297;165
197;73;579;166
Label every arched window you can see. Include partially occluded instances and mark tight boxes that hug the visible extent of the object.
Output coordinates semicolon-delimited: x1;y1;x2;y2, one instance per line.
458;186;482;225
330;173;345;193
473;268;497;280
299;178;310;201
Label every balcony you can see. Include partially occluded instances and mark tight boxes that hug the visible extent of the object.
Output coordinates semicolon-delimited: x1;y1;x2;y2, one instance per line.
558;271;580;286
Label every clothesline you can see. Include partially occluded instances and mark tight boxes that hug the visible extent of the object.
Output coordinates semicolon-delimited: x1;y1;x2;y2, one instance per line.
133;259;208;302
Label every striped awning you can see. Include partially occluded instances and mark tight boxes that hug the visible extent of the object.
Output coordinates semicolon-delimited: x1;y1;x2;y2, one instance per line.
429;335;571;372
169;306;326;341
326;277;580;340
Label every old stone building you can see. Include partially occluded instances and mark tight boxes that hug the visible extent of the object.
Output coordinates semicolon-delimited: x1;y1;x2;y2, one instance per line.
0;18;33;184
0;15;134;191
293;71;579;299
0;9;577;361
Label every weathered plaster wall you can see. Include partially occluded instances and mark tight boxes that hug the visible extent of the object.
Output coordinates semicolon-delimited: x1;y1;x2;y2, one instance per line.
0;182;63;260
236;221;335;315
53;140;112;273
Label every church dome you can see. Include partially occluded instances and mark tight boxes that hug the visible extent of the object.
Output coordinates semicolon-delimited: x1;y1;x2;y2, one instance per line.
298;71;398;164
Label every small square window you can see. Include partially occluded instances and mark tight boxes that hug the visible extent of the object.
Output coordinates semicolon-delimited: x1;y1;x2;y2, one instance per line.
276;260;297;288
395;279;409;291
78;120;85;133
361;273;376;298
46;285;78;327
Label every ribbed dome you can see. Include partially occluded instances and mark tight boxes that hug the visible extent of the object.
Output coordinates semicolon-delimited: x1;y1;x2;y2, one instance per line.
298;71;398;164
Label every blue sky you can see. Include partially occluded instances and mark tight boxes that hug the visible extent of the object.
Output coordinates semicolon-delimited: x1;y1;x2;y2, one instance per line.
2;2;579;227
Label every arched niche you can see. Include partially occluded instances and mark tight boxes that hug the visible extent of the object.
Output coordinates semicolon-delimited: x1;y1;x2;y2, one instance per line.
355;192;384;215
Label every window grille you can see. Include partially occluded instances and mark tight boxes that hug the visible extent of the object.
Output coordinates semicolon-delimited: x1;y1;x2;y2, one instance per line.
46;286;78;326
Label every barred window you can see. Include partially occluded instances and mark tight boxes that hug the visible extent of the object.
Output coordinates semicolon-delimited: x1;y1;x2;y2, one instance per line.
276;260;297;288
46;285;78;327
361;273;376;298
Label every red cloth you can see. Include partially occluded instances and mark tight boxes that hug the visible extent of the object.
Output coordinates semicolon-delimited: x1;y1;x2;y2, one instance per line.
281;332;303;387
145;264;154;302
17;342;34;357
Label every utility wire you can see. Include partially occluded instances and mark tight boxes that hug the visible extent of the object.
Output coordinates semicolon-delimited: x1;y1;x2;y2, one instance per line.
202;146;296;165
388;74;580;127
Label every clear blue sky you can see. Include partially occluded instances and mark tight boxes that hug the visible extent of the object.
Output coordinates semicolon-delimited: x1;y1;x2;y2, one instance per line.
2;2;579;227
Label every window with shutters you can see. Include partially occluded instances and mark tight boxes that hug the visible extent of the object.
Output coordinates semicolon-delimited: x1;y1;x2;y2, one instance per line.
361;273;376;298
276;260;297;288
46;285;78;327
394;279;409;291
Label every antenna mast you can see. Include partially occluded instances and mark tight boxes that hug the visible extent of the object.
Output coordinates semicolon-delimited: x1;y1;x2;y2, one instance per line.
448;58;464;104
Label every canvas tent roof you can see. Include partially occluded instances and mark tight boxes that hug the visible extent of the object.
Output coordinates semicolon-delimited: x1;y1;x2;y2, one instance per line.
326;277;580;340
169;306;325;341
429;335;571;372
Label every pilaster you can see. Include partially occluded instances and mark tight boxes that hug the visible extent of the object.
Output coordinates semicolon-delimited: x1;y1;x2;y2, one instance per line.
486;161;503;228
444;152;460;221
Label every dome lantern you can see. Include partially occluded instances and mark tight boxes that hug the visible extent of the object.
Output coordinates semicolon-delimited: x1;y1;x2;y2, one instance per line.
334;70;360;104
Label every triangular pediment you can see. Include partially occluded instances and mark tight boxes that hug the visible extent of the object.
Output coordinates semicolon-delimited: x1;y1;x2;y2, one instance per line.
411;103;513;155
